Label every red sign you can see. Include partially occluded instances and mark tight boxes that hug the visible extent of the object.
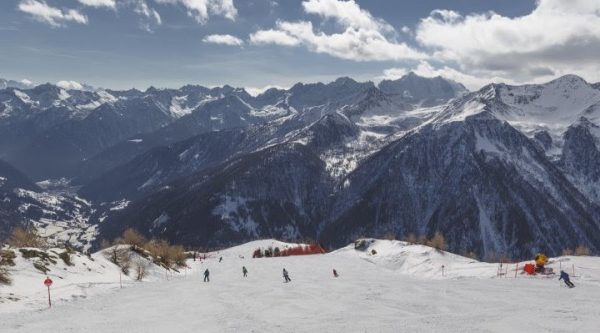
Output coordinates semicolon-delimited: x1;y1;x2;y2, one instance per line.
44;277;53;287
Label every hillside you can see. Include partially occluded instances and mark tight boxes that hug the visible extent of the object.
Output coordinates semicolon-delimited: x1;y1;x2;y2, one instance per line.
1;240;599;332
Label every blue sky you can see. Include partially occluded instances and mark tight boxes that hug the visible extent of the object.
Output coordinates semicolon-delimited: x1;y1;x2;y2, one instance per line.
1;0;599;92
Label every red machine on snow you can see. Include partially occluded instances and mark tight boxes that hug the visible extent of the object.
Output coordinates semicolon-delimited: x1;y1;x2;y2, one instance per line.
523;253;554;275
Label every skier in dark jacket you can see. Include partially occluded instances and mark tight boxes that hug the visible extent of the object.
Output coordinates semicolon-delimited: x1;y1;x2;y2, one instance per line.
242;266;248;277
559;270;574;288
203;269;210;282
283;268;291;283
333;269;339;278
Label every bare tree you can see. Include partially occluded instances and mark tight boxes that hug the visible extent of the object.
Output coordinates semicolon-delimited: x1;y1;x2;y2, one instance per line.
134;259;149;281
7;228;47;248
426;232;448;251
575;245;591;256
122;229;146;251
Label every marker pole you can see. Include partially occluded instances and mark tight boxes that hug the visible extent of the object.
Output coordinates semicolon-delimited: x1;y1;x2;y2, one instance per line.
47;285;51;308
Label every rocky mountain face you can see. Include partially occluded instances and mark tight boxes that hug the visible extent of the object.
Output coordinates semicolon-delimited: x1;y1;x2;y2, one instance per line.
3;74;600;258
0;78;34;90
378;72;467;107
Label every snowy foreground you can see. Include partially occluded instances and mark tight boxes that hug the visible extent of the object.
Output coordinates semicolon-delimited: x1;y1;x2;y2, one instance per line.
2;240;600;332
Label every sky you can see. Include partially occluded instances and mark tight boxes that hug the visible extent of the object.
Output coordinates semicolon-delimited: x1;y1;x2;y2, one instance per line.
1;0;599;92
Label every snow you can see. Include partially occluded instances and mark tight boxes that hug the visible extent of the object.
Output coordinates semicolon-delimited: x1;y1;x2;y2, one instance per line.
169;95;195;118
108;199;130;211
56;80;83;90
12;184;97;251
57;89;70;101
128;138;143;143
2;239;600;332
78;90;118;111
138;171;163;190
0;245;185;314
13;90;33;105
320;129;391;179
250;105;288;118
494;77;600;147
323;154;359;178
151;212;169;231
213;195;258;236
442;100;486;123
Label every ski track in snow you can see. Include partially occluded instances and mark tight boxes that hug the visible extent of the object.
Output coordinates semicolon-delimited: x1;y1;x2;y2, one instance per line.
1;240;600;332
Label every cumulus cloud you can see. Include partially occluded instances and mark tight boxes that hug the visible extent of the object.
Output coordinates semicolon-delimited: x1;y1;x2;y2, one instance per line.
415;0;600;84
56;80;84;90
380;61;507;90
249;0;425;61
132;0;162;32
18;0;88;27
202;34;244;46
155;0;237;24
302;0;394;33
77;0;116;9
245;84;287;97
248;0;600;87
249;27;301;46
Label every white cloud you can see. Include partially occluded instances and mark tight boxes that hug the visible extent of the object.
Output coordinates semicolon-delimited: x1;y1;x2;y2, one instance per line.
20;79;34;86
302;0;394;33
379;67;408;81
132;0;162;32
56;80;83;90
380;61;506;90
18;0;88;27
155;0;237;24
245;85;287;97
249;0;425;61
202;34;243;46
249;27;301;46
77;0;116;9
415;0;600;83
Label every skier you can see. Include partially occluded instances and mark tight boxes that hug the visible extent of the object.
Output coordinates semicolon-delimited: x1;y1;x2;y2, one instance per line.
242;266;248;277
283;268;291;283
559;270;575;288
333;269;339;278
203;269;210;282
219;257;223;263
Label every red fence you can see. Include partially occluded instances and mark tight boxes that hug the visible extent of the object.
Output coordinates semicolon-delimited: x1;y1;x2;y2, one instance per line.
253;244;325;258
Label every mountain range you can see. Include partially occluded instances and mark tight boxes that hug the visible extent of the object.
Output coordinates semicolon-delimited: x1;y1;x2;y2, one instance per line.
2;72;600;258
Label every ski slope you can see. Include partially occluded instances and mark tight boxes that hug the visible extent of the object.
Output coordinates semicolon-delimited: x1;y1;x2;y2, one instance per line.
2;240;600;332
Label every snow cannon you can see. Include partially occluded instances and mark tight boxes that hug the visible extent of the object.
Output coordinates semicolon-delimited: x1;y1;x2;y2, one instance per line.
532;253;554;274
534;253;548;272
523;263;535;275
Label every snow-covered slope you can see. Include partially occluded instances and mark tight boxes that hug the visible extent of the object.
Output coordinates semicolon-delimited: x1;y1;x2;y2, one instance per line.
0;245;190;314
1;240;599;332
432;75;600;154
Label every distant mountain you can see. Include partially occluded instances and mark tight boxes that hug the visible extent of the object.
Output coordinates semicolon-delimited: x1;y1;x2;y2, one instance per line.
378;72;467;107
94;74;600;258
0;159;40;192
0;78;34;90
0;159;97;249
11;73;600;258
0;159;37;239
77;76;448;202
74;76;442;184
